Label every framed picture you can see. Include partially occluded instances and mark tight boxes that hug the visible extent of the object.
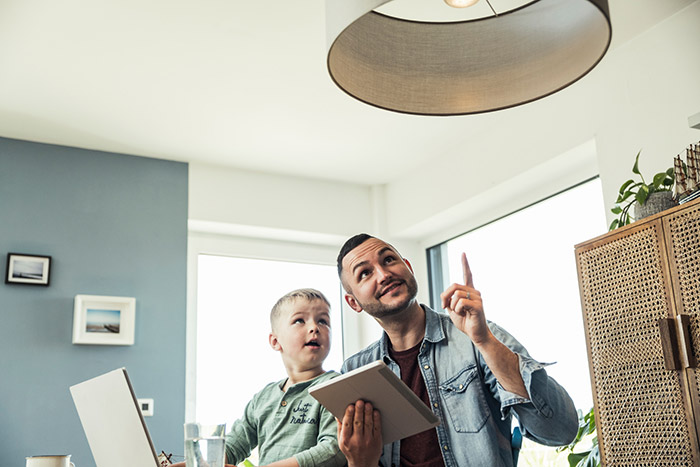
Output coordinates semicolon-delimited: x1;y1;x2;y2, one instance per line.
5;253;52;286
72;295;136;345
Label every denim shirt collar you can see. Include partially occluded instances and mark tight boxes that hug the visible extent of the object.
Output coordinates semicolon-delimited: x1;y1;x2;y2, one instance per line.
377;304;447;361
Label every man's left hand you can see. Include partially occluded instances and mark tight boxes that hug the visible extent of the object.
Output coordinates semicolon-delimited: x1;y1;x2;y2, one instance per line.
440;253;492;346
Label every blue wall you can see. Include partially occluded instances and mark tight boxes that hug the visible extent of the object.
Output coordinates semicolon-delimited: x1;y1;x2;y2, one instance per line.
0;138;188;467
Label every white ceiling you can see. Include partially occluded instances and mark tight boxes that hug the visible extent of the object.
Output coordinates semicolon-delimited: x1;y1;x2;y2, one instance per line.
0;0;693;185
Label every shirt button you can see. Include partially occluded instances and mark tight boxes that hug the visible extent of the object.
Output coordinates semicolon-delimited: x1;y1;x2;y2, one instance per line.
424;364;429;370
458;384;464;389
443;445;449;451
433;402;438;408
281;401;287;407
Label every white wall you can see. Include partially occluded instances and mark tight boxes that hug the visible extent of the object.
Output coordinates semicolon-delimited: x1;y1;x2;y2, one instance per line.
188;163;375;241
594;2;700;214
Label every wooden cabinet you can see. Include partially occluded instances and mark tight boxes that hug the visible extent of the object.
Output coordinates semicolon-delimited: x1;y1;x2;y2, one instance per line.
575;196;700;466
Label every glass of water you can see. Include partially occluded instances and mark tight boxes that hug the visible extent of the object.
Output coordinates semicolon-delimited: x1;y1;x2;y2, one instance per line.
184;423;226;467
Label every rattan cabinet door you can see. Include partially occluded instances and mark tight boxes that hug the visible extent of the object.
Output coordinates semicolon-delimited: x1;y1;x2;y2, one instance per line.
665;201;700;437
576;220;697;466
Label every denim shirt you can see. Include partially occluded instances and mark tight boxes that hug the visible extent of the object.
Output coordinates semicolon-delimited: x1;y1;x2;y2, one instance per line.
340;306;578;467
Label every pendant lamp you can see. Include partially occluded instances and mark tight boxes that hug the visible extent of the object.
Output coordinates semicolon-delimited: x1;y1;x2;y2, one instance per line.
326;0;612;115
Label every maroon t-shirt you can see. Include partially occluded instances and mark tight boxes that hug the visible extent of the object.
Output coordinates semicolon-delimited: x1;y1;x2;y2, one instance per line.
389;342;445;467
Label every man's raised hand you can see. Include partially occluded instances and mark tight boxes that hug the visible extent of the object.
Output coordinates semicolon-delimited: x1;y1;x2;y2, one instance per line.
440;253;491;345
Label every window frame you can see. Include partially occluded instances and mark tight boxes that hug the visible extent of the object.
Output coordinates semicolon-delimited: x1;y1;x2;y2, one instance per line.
186;231;349;422
427;176;600;309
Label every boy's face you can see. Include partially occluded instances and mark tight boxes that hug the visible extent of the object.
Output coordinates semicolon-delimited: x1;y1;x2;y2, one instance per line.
269;298;331;372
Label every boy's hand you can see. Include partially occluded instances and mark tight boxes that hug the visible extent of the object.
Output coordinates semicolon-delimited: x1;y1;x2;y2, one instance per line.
337;400;382;467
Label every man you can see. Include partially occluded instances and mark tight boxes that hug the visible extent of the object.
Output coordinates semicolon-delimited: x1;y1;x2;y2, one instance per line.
335;233;578;467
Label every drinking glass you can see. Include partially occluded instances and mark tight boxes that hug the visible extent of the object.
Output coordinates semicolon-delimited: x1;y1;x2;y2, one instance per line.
25;456;74;467
184;423;226;467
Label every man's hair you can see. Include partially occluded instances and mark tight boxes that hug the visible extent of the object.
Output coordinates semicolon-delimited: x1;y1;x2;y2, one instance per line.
336;233;375;277
270;288;331;330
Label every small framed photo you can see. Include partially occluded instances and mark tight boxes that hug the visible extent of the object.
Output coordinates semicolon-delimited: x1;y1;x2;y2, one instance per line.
5;253;52;286
72;295;136;345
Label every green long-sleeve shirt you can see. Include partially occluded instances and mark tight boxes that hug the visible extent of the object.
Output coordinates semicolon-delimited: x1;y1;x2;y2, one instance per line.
225;371;346;467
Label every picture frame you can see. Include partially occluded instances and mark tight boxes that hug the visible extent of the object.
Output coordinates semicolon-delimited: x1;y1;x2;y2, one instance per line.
5;253;52;286
72;295;136;345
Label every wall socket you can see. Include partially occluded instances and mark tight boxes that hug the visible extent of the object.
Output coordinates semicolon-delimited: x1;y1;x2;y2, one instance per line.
138;398;154;417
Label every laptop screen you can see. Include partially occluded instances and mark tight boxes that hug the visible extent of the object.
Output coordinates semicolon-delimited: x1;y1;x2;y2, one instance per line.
70;368;160;467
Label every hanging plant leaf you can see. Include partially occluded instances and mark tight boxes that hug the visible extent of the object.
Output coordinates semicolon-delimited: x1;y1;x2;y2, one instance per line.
632;150;642;175
653;172;667;189
618;179;635;194
636;184;650;205
663;173;675;187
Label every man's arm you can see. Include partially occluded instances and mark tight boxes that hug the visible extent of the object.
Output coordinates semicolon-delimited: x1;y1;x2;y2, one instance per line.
441;253;578;445
440;253;528;398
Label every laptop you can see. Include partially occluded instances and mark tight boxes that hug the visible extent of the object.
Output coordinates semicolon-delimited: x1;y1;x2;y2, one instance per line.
70;368;161;467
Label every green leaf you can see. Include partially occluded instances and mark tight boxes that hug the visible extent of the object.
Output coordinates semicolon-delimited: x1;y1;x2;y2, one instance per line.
666;167;675;177
636;184;650;204
611;205;622;214
653;172;667;188
582;455;598;467
568;451;588;467
618;190;636;203
609;219;619;230
584;445;600;467
632;150;642;175
618;179;635;194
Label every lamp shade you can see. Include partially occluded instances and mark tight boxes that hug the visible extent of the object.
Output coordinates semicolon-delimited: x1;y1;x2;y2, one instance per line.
326;0;611;115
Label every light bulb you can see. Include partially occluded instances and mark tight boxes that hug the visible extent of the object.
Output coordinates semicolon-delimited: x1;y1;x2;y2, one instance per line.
444;0;479;7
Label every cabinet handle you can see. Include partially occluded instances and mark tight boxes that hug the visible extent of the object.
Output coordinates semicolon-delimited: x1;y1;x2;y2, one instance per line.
660;318;682;370
659;315;698;370
676;314;697;369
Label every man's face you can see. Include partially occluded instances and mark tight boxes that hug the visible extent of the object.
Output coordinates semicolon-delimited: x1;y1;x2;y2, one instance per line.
270;298;332;372
341;237;418;319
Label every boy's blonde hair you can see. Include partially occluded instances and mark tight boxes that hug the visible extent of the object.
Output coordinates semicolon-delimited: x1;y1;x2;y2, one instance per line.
270;288;331;330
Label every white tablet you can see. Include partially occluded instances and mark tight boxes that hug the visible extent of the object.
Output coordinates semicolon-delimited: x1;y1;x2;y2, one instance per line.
309;360;440;444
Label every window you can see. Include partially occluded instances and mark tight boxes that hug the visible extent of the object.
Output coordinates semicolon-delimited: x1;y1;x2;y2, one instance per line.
428;178;607;463
194;255;344;428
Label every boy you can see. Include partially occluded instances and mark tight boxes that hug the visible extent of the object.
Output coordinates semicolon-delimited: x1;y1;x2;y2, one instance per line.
176;288;346;467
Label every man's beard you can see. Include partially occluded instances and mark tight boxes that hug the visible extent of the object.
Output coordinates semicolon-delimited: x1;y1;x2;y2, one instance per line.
357;275;419;320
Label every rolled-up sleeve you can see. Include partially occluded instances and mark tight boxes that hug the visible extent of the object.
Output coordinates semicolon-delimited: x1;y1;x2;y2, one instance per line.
487;325;579;446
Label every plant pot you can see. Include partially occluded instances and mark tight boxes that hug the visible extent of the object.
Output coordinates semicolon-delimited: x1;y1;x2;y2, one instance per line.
634;191;678;220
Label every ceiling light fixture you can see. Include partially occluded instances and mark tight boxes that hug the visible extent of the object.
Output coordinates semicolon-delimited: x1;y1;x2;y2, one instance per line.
444;0;480;8
325;0;612;116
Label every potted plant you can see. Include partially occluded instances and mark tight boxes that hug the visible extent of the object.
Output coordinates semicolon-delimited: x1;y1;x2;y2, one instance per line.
609;150;676;230
557;407;600;467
